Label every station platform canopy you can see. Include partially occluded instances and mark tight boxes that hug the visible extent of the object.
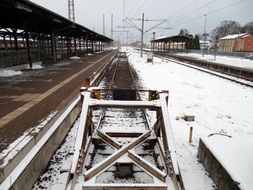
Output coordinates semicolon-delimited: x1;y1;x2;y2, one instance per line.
151;35;190;43
0;0;112;42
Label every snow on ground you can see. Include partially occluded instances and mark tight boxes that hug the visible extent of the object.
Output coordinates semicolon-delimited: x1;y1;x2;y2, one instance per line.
177;52;253;70
128;49;253;190
69;56;81;60
0;69;22;77
30;64;44;70
0;62;44;77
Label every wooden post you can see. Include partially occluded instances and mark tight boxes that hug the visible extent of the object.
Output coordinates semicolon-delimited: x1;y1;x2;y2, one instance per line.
80;78;90;92
189;126;193;143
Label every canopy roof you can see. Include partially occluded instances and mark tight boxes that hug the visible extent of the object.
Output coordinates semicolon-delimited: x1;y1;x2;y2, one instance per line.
0;0;112;42
151;35;190;43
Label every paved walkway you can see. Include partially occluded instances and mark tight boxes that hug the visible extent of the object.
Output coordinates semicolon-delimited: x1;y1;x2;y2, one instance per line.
0;50;116;152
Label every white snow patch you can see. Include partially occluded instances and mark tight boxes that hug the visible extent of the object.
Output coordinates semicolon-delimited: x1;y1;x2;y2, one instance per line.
30;64;44;70
29;61;44;70
0;69;22;77
69;56;81;60
0;61;44;77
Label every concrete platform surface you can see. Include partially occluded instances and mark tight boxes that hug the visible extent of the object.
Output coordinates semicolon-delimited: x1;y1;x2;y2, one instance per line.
0;50;116;153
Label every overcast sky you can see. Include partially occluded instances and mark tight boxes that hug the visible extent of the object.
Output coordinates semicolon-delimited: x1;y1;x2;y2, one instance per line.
31;0;253;43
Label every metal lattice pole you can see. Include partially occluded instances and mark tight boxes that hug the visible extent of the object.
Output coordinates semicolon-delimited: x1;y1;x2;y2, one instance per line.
68;0;75;22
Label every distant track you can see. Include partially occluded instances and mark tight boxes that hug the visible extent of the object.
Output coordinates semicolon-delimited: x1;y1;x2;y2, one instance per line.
155;54;253;88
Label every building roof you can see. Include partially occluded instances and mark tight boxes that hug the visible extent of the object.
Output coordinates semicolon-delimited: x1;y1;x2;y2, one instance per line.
220;33;249;40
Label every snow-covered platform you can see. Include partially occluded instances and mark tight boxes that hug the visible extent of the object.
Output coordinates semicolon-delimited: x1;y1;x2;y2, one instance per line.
177;53;253;71
198;136;253;190
162;53;253;82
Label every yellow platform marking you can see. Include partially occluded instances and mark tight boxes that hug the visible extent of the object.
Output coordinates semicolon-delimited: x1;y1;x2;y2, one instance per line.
0;53;113;129
0;95;19;99
11;93;41;102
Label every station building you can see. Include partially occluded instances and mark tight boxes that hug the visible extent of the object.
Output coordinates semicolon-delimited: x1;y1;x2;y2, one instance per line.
233;33;253;52
219;33;253;52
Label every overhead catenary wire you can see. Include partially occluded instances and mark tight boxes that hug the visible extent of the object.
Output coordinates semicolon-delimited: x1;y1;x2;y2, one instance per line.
171;0;199;19
174;0;214;20
144;20;169;33
172;0;247;28
207;0;246;15
133;0;149;17
103;0;112;15
172;0;218;25
127;0;145;17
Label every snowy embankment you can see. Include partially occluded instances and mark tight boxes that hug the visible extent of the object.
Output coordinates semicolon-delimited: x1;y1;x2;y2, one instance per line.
128;49;253;190
177;52;253;70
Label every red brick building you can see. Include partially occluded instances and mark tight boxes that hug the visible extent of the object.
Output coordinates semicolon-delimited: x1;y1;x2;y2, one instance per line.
234;34;253;52
219;33;253;52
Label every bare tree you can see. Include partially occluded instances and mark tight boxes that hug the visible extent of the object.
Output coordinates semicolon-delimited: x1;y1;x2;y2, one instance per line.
211;20;241;41
179;29;189;36
242;21;253;35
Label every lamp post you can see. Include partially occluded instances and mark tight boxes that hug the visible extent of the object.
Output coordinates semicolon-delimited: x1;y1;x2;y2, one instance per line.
202;15;208;57
152;32;155;52
214;35;219;61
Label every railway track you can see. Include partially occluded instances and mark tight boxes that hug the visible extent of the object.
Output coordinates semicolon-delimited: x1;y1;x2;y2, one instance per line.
100;51;140;100
155;53;253;88
66;51;184;190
